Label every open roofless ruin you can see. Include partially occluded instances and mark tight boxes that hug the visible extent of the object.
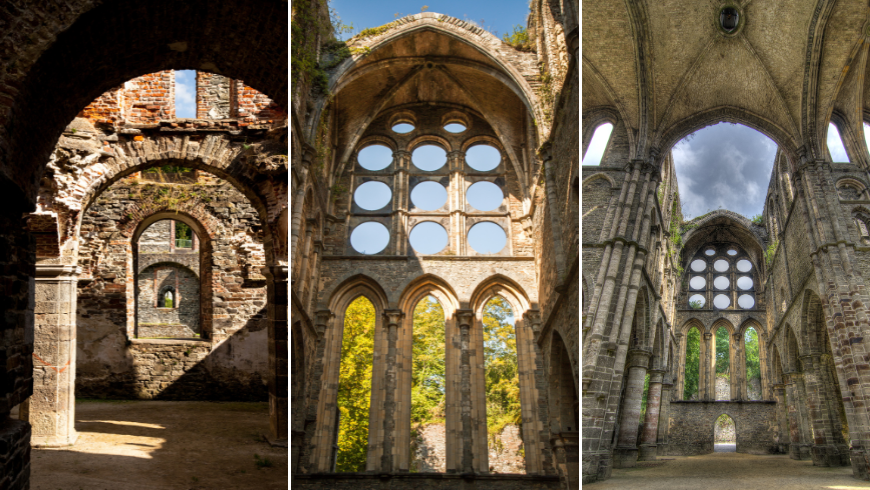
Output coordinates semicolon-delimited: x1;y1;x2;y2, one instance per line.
582;0;870;486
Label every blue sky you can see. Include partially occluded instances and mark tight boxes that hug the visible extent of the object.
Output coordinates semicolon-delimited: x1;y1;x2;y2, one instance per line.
329;0;531;41
175;70;196;118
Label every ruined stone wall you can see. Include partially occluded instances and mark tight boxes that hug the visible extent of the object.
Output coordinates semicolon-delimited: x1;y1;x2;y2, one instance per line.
294;474;561;490
137;262;201;336
410;423;526;474
76;174;269;400
121;71;176;124
665;401;779;456
196;72;233;119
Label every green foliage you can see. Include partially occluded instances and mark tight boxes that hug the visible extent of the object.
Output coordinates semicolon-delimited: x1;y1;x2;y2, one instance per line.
335;297;376;473
683;328;700;400
175;222;193;242
689;299;703;309
411;296;446;426
715;326;730;376
164;298;173;308
144;165;192;173
744;327;761;393
667;194;685;276
502;25;533;51
750;214;764;225
254;454;274;469
483;297;522;450
355;21;399;40
766;239;778;265
639;373;650;421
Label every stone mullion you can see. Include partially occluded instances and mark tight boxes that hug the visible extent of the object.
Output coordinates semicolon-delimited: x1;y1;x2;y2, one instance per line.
674;333;685;399
444;312;460;473
378;309;404;472
516;312;543;473
701;332;711;400
264;265;288;446
25;264;80;447
732;332;743;401
637;370;664;460
393;154;410;256
455;310;476;474
310;309;337;471
612;349;652;468
656;379;673;455
449;154;465;256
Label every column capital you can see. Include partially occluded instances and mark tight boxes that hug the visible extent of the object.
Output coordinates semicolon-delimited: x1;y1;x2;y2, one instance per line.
703;332;712;341
456;309;474;329
627;349;652;369
262;265;289;282
647;369;666;384
301;144;317;167
524;309;542;331
383;309;404;328
35;263;80;281
314;309;333;337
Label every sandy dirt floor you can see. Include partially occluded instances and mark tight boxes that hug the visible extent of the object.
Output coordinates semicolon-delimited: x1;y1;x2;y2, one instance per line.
587;452;870;490
28;400;287;490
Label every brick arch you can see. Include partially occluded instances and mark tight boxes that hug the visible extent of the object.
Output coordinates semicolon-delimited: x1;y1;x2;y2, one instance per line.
2;0;287;209
65;144;279;263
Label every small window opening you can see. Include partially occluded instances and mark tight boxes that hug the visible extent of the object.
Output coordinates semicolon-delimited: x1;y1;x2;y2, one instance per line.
159;289;175;308
174;70;197;119
582;123;613;166
175;222;193;249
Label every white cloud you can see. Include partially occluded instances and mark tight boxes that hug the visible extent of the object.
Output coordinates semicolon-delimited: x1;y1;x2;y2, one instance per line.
175;70;196;119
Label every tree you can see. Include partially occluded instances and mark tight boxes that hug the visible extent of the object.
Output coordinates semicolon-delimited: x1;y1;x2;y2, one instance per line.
684;328;700;400
715;326;730;376
483;296;522;451
335;297;376;472
411;296;446;426
745;327;761;399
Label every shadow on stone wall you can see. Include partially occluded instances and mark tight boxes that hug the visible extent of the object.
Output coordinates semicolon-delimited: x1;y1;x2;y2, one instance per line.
76;307;269;401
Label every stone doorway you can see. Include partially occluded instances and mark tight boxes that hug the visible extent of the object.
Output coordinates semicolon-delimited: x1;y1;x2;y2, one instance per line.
714;414;736;452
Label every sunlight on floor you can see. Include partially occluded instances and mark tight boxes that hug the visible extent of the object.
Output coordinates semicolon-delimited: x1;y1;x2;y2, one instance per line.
78;420;165;429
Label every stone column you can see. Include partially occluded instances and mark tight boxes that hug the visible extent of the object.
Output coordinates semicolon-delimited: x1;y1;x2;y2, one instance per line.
264;265;288;446
379;309;404;472
613;349;652;468
551;432;579;489
456;309;475;474
772;383;789;453
701;332;712;400
656;377;673;456
22;264;79;447
786;372;813;460
638;370;665;460
801;354;847;466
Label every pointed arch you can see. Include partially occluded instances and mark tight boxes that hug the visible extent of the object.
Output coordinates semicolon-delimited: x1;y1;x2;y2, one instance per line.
311;274;389;473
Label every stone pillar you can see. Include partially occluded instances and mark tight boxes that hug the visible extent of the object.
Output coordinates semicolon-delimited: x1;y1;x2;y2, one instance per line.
23;263;79;447
264;265;288;446
656;378;673;456
456;309;475;474
801;354;847;466
638;370;664;460
701;332;712;400
613;349;652;468
379;309;404;472
551;432;579;489
772;383;789;453
786;372;813;460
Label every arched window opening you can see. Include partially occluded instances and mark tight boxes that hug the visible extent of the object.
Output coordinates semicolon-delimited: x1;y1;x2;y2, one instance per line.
483;296;525;474
410;295;447;473
136;219;201;339
827;122;850;163
582;123;613;166
684;327;701;400
335;296;376;473
714;414;736;452
864;122;870;158
744;327;762;401
854;212;870;245
714;326;731;400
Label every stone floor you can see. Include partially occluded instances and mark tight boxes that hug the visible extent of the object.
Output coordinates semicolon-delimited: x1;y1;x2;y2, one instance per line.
28;400;287;489
588;452;870;490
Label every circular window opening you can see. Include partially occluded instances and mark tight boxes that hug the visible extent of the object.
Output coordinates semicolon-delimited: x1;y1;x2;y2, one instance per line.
713;294;731;309
350;221;390;255
358;145;393;171
411;181;448;211
690;276;706;290
727;249;738;256
466;145;501;171
467;181;504;211
354;181;392;211
705;249;715;256
720;7;739;32
392;123;415;134
468;222;507;254
691;259;707;272
714;276;730;290
412;145;448;171
737;276;753;290
444;123;466;133
737;259;752;272
689;294;706;309
409;222;449;255
714;259;729;272
738;294;755;309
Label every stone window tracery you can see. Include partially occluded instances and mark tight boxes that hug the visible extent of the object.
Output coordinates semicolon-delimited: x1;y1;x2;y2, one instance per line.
853;211;870;245
686;243;756;311
347;113;513;257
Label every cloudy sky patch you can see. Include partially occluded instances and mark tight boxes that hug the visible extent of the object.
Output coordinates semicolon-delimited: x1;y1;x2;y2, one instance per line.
175;70;196;119
671;123;777;220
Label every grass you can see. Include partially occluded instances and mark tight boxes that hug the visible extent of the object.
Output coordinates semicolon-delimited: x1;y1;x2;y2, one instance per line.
254;453;274;469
